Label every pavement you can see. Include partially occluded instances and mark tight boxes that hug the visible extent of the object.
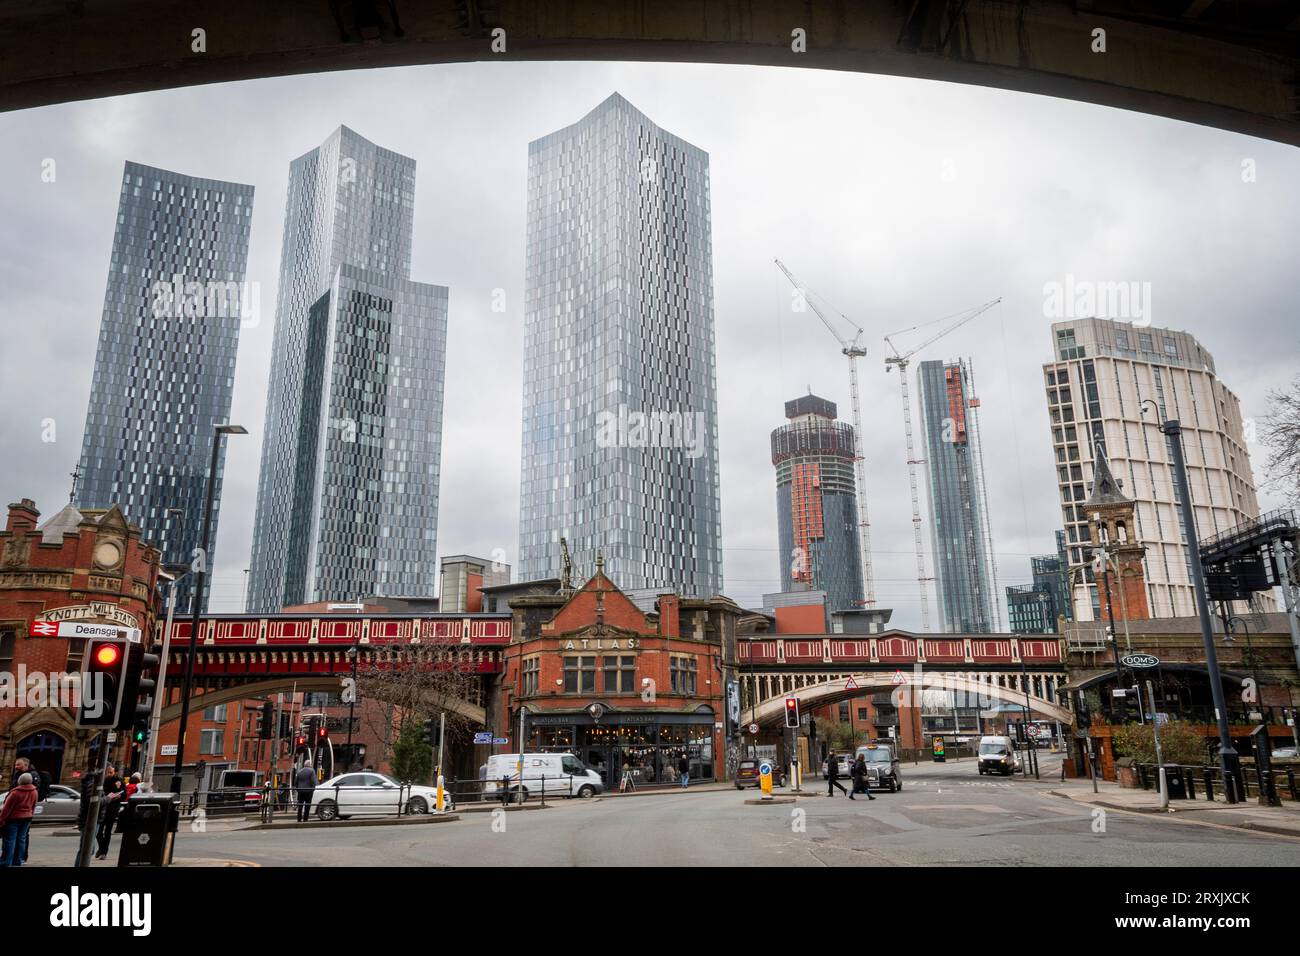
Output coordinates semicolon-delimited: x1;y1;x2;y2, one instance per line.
1049;776;1300;839
18;754;1300;867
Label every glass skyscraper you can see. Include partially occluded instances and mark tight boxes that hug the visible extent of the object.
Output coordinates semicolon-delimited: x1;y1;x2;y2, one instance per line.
771;394;864;613
78;161;255;611
518;93;722;596
247;126;447;612
917;358;999;633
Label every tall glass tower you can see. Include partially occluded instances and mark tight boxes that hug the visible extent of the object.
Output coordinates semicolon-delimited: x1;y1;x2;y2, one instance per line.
771;394;864;613
517;93;722;596
917;358;999;633
78;161;255;611
247;126;447;612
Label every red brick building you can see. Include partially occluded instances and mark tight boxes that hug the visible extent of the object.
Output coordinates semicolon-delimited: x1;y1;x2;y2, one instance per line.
496;560;745;788
0;498;162;784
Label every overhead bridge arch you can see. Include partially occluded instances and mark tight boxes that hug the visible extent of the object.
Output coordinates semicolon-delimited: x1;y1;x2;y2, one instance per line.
0;1;1297;145
750;672;1074;727
158;677;486;726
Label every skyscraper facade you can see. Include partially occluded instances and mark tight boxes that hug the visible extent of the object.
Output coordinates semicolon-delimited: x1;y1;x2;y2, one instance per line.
78;161;254;611
917;358;999;633
1041;318;1264;619
770;394;864;613
517;93;722;596
247;127;447;612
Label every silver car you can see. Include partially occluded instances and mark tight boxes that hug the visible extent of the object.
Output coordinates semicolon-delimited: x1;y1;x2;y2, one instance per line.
29;784;81;825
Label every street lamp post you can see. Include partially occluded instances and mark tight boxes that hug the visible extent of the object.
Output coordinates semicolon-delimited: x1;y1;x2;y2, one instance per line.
169;424;246;796
1225;616;1262;718
346;644;359;771
1143;402;1240;803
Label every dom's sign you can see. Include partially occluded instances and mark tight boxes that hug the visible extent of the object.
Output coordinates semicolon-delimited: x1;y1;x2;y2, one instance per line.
1121;654;1160;669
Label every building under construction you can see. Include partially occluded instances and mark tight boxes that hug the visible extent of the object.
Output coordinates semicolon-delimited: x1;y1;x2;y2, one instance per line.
771;394;865;614
917;359;1000;633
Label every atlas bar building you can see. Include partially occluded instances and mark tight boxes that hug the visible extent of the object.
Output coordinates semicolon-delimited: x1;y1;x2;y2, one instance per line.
496;560;744;788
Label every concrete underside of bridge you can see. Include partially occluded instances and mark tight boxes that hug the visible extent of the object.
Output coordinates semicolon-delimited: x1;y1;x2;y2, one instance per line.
749;672;1074;726
2;2;1297;145
158;676;487;726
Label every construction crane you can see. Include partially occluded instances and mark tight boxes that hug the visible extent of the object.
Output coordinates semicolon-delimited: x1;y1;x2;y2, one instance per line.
773;258;875;606
883;297;1001;632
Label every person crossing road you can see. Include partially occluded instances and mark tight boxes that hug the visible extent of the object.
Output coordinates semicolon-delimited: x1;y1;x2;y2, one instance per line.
825;751;847;797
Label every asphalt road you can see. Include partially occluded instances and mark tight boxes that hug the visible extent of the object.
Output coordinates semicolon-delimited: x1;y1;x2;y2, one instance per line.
24;755;1300;867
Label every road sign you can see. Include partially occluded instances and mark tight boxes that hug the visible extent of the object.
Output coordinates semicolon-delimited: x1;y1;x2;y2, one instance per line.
748;722;759;735
473;732;493;745
492;738;509;745
844;676;858;690
1121;653;1161;668
28;619;140;642
891;670;907;685
1026;724;1041;737
758;761;773;798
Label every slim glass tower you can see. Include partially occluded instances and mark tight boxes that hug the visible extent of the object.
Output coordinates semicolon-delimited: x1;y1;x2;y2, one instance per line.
78;161;255;611
517;93;722;595
917;358;999;633
771;394;864;613
247;127;447;612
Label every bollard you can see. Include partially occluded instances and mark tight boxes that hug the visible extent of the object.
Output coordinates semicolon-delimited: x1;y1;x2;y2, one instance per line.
1158;767;1169;810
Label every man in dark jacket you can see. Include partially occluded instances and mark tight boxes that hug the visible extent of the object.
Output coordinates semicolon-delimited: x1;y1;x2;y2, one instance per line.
95;764;125;860
825;751;847;797
677;754;690;789
294;760;317;822
849;753;876;801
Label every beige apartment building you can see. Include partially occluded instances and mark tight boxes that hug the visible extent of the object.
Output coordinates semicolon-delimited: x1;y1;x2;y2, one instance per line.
1041;318;1266;621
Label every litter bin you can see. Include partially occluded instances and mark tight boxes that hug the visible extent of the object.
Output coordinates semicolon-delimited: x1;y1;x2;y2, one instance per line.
1164;767;1187;801
116;793;180;867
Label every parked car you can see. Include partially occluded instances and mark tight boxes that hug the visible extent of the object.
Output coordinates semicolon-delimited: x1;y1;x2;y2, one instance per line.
312;771;455;820
855;743;903;792
977;736;1020;776
734;758;786;789
483;753;604;801
23;784;80;825
205;769;264;816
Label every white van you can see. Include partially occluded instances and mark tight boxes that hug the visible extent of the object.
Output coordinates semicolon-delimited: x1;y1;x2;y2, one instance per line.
484;752;605;800
977;736;1020;776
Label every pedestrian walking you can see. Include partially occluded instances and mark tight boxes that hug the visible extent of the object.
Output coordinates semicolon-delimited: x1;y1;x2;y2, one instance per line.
849;753;876;801
10;757;47;863
294;760;317;822
0;772;38;867
825;751;847;797
95;764;125;860
678;753;690;789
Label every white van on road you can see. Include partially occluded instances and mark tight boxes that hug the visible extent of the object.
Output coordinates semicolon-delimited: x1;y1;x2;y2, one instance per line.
484;752;605;800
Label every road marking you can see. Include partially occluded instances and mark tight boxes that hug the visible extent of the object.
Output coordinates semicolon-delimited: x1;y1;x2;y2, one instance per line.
901;804;1011;813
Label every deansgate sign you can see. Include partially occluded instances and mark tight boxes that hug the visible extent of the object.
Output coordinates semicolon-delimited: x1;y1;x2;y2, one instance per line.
34;602;140;629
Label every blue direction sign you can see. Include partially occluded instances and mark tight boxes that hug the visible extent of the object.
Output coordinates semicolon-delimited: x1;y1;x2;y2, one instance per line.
493;738;510;745
473;732;493;745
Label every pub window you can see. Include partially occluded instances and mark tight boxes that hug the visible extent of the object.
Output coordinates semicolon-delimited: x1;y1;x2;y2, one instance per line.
563;656;596;693
670;656;697;695
522;657;540;696
602;655;635;694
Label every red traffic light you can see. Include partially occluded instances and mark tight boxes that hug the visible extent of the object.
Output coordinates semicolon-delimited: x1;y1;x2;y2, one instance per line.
94;644;122;667
317;725;328;738
785;699;797;711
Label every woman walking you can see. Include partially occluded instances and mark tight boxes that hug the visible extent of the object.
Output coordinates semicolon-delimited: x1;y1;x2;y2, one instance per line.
849;753;876;801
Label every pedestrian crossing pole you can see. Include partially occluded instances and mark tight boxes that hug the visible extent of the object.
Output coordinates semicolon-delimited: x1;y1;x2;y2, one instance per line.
435;711;446;812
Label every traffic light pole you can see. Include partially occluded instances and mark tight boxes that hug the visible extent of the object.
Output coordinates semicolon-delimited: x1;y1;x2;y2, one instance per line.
142;574;182;789
75;730;109;868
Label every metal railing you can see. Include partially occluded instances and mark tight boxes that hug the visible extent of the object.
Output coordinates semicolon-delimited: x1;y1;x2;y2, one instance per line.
1135;762;1300;803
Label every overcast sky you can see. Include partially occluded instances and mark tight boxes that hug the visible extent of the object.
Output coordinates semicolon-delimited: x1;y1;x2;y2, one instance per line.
1;60;1296;624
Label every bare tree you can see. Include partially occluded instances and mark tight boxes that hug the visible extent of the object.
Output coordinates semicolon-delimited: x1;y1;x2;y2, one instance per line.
354;644;483;779
1261;374;1300;505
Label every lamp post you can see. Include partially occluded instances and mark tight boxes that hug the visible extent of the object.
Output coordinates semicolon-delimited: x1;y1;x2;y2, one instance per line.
169;423;246;795
1142;401;1239;802
345;644;360;771
141;564;190;788
1226;616;1262;719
